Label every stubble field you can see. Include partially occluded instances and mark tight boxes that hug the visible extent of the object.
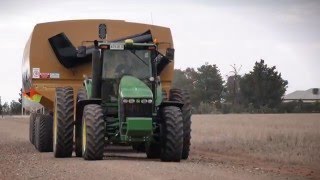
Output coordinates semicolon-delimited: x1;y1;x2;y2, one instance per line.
192;114;320;168
0;114;319;180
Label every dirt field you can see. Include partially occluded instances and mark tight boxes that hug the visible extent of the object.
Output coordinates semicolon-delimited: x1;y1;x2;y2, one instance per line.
0;114;319;180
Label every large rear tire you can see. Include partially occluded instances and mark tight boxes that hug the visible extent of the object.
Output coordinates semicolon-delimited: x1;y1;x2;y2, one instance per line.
75;88;87;157
82;104;105;160
170;89;192;159
53;87;74;158
34;114;53;152
160;106;183;162
29;113;36;145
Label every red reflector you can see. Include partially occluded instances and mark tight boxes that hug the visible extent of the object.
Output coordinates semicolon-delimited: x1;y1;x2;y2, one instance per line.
148;46;155;50
100;45;109;49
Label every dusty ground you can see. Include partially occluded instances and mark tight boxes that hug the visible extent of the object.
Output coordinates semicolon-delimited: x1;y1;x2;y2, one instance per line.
0;114;319;180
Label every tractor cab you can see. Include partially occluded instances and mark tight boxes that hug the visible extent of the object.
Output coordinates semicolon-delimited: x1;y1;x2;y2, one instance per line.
100;41;157;105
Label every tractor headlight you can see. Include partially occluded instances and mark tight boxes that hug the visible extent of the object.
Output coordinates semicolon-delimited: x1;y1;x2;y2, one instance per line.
128;99;135;103
147;99;153;103
141;99;147;104
123;99;128;103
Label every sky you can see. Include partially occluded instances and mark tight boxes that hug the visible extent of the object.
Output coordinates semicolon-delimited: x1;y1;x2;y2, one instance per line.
0;0;319;103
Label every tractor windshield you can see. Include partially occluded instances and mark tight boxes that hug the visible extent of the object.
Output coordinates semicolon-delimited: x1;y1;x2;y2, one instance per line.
102;50;152;79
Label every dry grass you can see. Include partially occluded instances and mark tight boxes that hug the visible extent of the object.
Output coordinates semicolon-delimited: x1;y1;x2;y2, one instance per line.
191;114;320;167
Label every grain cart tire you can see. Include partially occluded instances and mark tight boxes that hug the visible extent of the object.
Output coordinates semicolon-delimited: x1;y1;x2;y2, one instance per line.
160;106;183;162
169;88;192;159
82;104;105;160
75;88;87;157
29;113;36;145
35;114;53;152
53;87;74;158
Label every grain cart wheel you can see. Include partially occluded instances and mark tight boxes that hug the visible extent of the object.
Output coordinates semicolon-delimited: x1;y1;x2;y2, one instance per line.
160;106;183;162
75;88;87;157
170;89;192;159
34;114;53;152
29;113;36;145
53;87;74;158
82;104;105;160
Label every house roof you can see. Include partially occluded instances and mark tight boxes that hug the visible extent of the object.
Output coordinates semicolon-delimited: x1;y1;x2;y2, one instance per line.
284;88;320;100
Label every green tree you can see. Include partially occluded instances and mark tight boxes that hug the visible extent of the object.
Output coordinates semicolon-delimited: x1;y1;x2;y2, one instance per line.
2;102;9;115
172;69;194;92
240;59;288;108
10;100;22;115
194;63;224;105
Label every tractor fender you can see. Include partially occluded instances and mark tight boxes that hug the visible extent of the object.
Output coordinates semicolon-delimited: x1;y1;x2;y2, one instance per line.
75;99;101;125
159;100;183;109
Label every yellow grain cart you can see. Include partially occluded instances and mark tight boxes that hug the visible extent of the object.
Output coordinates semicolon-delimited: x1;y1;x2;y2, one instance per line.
22;20;174;110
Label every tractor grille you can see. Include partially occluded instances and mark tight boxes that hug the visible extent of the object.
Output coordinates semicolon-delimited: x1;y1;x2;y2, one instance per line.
123;103;152;117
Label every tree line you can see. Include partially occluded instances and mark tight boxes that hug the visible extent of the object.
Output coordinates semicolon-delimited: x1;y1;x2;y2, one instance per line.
1;60;319;116
173;59;320;114
0;90;22;116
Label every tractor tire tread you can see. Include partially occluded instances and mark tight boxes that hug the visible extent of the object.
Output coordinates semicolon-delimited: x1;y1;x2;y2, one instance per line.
82;104;105;160
160;106;183;162
169;88;192;159
35;114;53;152
54;87;74;158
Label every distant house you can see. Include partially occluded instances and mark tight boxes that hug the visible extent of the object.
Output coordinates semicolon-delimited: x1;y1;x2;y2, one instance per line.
283;88;320;103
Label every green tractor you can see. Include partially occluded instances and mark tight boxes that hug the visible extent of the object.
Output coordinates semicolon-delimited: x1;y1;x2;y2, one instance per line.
53;39;192;162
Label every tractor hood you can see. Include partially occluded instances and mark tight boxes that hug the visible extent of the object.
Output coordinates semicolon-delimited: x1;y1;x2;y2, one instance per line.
119;76;153;98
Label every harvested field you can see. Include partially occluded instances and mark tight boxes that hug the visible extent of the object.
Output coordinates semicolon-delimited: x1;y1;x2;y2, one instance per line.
0;114;319;180
192;114;320;167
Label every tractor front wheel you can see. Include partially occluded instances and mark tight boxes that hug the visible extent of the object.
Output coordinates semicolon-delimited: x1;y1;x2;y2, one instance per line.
170;88;192;159
160;106;183;162
82;104;105;160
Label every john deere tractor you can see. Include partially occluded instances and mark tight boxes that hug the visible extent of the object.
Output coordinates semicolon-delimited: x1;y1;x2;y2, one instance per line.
52;39;191;162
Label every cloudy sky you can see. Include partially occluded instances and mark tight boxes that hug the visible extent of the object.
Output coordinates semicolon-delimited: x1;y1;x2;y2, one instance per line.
0;0;319;103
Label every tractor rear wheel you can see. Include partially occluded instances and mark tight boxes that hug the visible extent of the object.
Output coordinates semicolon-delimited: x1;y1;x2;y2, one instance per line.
53;87;74;158
34;114;53;152
75;88;87;157
160;106;183;162
29;113;36;145
82;104;105;160
170;89;192;159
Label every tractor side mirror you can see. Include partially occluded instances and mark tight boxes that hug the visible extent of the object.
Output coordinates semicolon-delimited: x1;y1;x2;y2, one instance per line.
165;48;175;60
77;46;87;58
